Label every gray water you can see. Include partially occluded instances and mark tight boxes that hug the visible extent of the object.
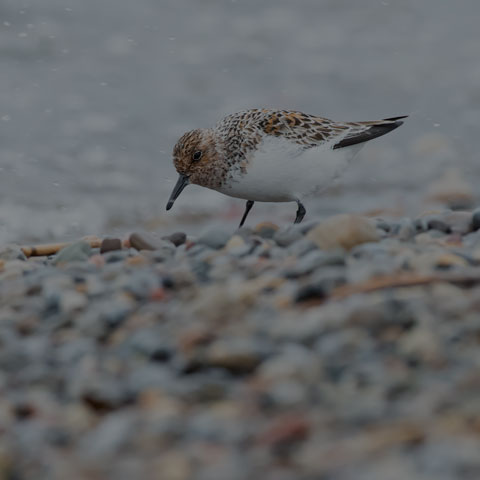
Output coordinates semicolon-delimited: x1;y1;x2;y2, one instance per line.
1;0;480;243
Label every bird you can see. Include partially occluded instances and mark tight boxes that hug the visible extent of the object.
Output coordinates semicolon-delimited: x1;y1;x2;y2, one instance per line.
166;108;406;227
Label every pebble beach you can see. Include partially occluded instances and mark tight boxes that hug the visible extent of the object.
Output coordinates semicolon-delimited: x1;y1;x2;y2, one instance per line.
2;1;480;479
2;202;480;479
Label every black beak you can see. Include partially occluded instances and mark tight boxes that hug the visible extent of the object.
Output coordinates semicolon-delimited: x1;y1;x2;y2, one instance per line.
166;174;189;210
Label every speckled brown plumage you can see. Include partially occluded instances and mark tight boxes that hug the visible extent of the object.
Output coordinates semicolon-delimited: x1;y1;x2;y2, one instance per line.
170;108;406;194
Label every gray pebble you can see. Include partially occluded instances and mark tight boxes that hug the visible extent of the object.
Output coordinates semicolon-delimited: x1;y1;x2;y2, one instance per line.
163;231;187;247
53;241;91;265
197;227;231;249
287;238;318;257
471;208;480;231
0;244;27;261
285;249;345;278
273;226;303;247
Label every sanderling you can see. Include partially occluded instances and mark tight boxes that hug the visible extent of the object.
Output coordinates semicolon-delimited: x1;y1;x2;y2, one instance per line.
167;108;406;226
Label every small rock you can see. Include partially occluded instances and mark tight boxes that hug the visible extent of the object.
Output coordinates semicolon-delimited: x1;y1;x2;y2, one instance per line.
435;252;467;269
426;217;451;233
224;235;246;251
100;238;122;254
442;211;474;234
287;238;318;257
129;232;164;251
53;241;91;265
103;250;130;263
224;235;250;256
253;222;279;239
88;254;105;268
306;214;379;250
197;227;231;249
204;339;268;373
284;250;345;278
390;218;416;240
427;168;475;209
0;244;27;261
295;284;326;303
274;227;303;247
163;231;187;247
471;208;480;232
59;290;87;314
144;242;176;262
257;414;310;446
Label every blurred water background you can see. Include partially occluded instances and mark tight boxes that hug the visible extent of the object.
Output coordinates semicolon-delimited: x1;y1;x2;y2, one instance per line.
1;0;480;243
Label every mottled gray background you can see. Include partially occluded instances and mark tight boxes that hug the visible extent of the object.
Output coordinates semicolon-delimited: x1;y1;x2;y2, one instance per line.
1;0;479;243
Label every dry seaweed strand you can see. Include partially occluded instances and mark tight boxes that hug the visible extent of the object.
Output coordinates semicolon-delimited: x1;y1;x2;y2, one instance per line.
21;236;102;258
330;271;480;300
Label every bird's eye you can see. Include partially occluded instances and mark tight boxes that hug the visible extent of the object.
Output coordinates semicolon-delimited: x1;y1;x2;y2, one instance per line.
192;150;202;162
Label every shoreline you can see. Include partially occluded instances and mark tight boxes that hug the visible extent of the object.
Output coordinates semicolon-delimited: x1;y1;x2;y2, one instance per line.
2;210;480;478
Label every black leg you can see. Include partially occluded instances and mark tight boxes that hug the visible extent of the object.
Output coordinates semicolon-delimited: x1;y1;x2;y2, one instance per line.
294;200;306;224
239;200;254;228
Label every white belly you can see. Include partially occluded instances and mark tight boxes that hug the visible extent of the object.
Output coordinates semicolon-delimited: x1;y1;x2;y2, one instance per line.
216;137;363;202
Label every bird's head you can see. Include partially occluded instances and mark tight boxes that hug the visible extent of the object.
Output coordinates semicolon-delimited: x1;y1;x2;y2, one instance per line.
166;128;219;210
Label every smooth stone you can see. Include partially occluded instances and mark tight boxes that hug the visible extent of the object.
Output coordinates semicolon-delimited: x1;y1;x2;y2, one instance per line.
442;211;473;234
141;242;176;262
204;339;269;373
295;283;326;303
426;168;475;209
224;235;246;251
197;227;231;249
263;380;309;408
163;231;187;247
53;241;91;265
373;219;391;232
190;259;211;282
463;230;480;248
253;222;279;239
100;238;122;254
129;232;164;251
309;266;347;290
224;235;250;257
471;208;480;232
123;271;161;300
284;249;345;278
234;226;254;239
306;214;379;250
0;244;27;261
273;227;303;247
287;238;318;257
103;250;130;263
296;219;321;234
127;328;173;361
426;217;451;233
390;218;416;240
59;290;87;314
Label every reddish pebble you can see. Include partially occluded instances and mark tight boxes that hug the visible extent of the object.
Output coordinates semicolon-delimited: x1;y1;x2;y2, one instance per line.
257;414;310;446
100;238;122;254
88;254;105;268
185;240;196;251
150;287;166;301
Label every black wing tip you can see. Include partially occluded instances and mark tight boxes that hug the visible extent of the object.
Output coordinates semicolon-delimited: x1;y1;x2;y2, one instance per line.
380;115;409;130
382;115;409;122
333;115;407;150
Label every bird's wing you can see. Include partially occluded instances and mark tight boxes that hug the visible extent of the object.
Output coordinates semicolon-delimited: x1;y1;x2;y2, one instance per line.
332;116;407;150
252;109;406;150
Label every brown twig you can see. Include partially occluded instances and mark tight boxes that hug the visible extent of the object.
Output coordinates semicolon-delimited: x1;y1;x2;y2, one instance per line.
21;237;102;258
330;271;480;300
